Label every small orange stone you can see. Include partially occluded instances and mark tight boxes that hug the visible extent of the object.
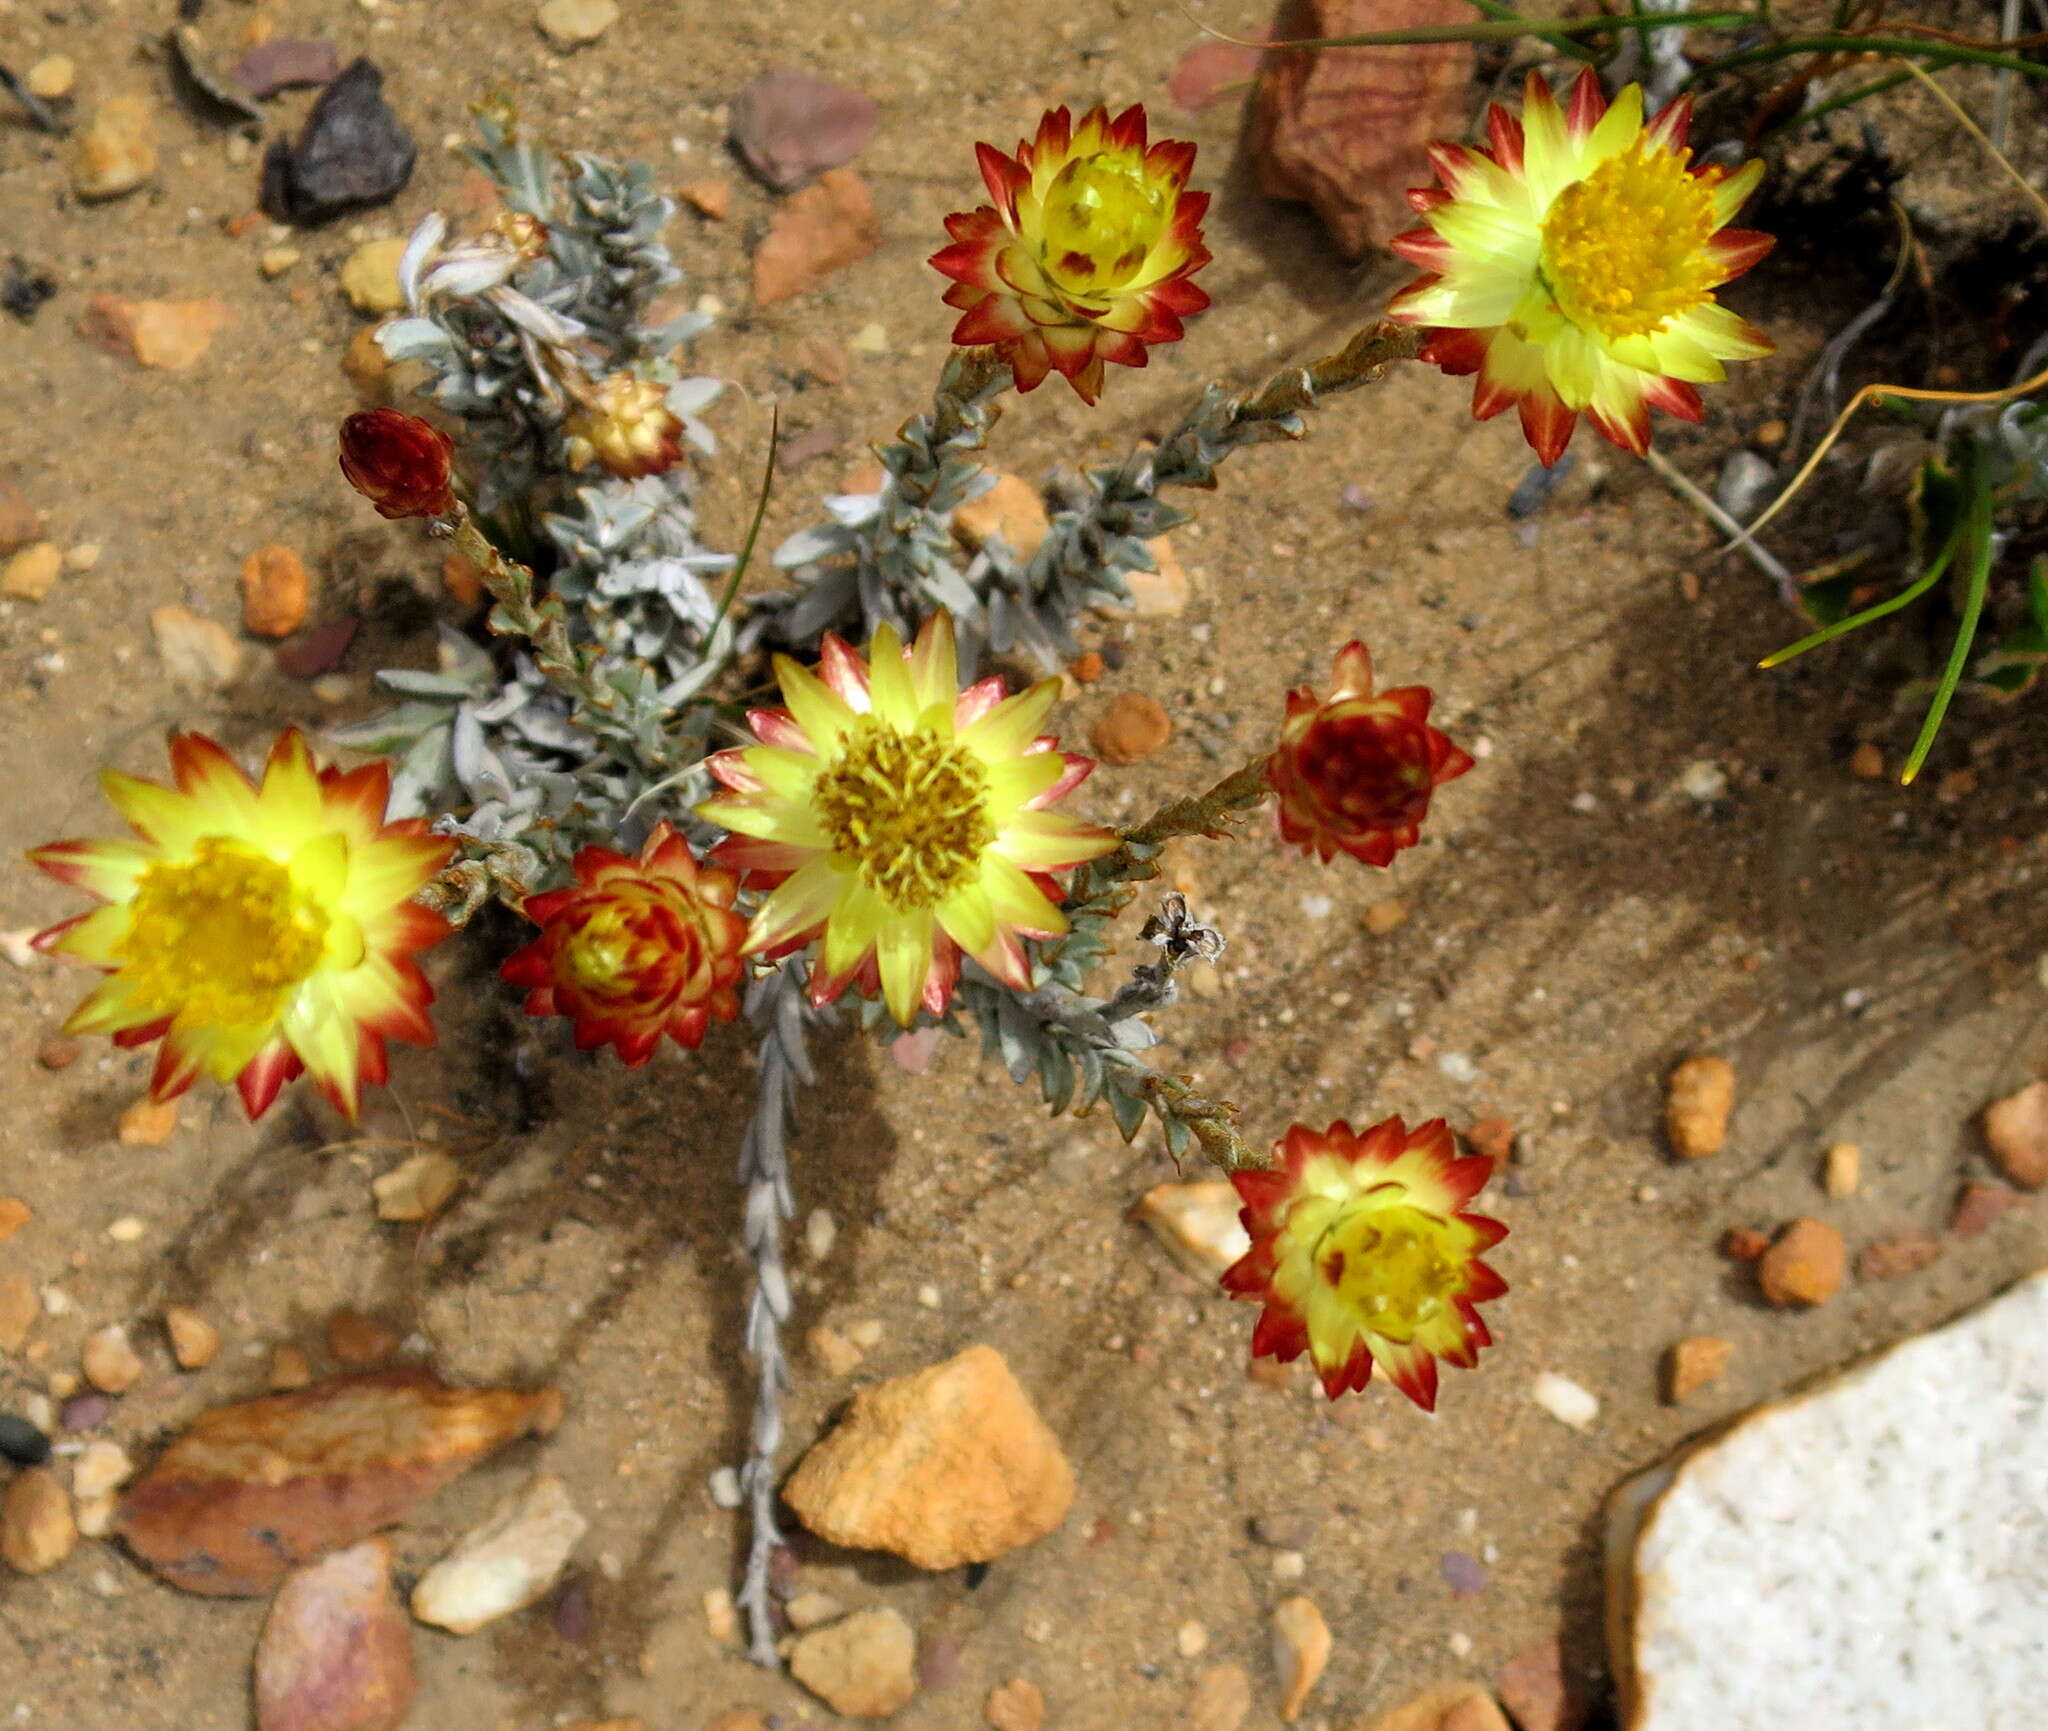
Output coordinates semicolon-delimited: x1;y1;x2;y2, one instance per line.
679;177;733;219
0;1197;29;1243
241;544;311;638
1720;1226;1768;1261
1463;1117;1513;1164
1663;1335;1732;1403
1070;651;1105;683
325;1310;400;1368
117;1095;180;1147
1757;1217;1844;1306
1089;691;1172;766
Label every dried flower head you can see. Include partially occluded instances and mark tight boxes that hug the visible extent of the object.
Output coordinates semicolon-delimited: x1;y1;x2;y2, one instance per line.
502;822;747;1064
698;611;1117;1025
29;731;451;1121
1268;641;1472;867
1389;71;1773;464
491;209;550;263
1223;1117;1507;1408
564;373;687;480
932;104;1211;404
338;409;458;519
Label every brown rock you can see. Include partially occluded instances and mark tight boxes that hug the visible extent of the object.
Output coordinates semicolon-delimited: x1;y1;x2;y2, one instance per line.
808;1323;866;1377
1720;1226;1769;1261
1363;898;1409;936
115;1369;561;1595
1248;0;1473;258
2;542;62;601
36;1035;82;1070
2;1468;77;1575
255;1539;416;1731
1666;1054;1735;1158
753;169;881;306
165;1305;221;1371
1848;741;1885;779
371;1152;462;1223
784;1344;1073;1570
1981;1080;2048;1189
72;95;158;201
985;1677;1044;1731
1090;692;1173;766
269;1345;315;1392
789;1607;918;1718
118;1093;182;1145
80;296;229;369
339;239;407;316
1070;651;1105;683
1352;1685;1511;1731
1272;1595;1331;1722
1495;1636;1590;1731
342;325;394;401
82;1324;145;1394
0;1197;29;1242
242;545;312;638
952;474;1050;561
1662;1336;1732;1404
0;1271;38;1353
1182;1664;1252;1731
1464;1117;1514;1164
26;54;76;100
1951;1180;2029;1239
150;605;244;691
1855;1231;1942;1282
325;1311;399;1368
680;177;734;219
0;473;45;554
1757;1218;1844;1307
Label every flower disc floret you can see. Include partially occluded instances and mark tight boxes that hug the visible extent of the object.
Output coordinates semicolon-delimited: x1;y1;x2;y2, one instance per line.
1268;641;1472;867
697;612;1118;1026
502;822;747;1064
1222;1117;1507;1408
29;730;451;1121
931;104;1211;404
1388;70;1774;464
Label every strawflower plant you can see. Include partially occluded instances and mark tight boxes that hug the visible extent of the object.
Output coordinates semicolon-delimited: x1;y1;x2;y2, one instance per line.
26;79;1784;1670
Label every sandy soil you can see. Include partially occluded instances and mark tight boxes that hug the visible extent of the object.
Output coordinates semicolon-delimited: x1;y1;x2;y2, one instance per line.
3;2;2046;1728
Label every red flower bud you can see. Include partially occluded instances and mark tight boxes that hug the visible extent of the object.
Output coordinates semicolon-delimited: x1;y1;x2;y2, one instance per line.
338;410;457;520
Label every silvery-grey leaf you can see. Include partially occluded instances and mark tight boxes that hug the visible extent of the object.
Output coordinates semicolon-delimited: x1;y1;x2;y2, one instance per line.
774;526;844;567
378;669;481;698
377;317;456;363
667;376;724;415
823;493;883;528
397;212;447;309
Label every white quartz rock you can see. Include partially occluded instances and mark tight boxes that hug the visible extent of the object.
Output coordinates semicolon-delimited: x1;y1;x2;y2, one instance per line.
411;1474;586;1635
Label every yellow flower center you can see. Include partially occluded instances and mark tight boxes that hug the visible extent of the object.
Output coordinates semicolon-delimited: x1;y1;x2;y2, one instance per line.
118;836;328;1028
1313;1197;1466;1345
1038;152;1168;302
813;718;994;910
1540;140;1720;341
562;903;641;991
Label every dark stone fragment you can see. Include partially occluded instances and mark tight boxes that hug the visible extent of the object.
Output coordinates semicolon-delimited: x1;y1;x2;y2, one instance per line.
2;257;56;323
549;1576;592;1643
261;59;415;225
1440;1549;1489;1596
233;40;342;100
728;71;876;192
61;1393;112;1432
0;1413;53;1466
275;618;359;679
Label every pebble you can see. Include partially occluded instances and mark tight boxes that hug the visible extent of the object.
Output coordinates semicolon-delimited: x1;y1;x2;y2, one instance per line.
37;1035;81;1070
232;38;343;100
850;321;889;355
1250;1512;1318;1551
1124;537;1192;617
1720;1226;1769;1261
72;94;158;201
268;1344;315;1391
805;1207;838;1262
1951;1181;2028;1239
0;1197;28;1241
952;474;1051;562
1439;1051;1480;1085
262;60;416;224
1664;1336;1733;1403
150;605;244;692
1849;741;1885;779
1854;1231;1942;1282
71;1439;134;1501
1363;898;1409;936
26;54;76;100
372;1151;462;1222
1495;1635;1584;1731
1270;1549;1306;1581
82;1325;144;1395
0;1414;52;1467
1176;1619;1210;1658
783;1345;1073;1570
1440;1550;1489;1596
80;295;229;369
985;1677;1044;1731
75;1493;119;1539
679;177;733;219
784;1589;846;1631
1676;760;1727;802
256;1539;416;1731
728;70;877;192
61;1393;111;1432
1757;1218;1845;1306
808;1323;865;1377
1980;1080;2048;1189
1;542;62;601
343;324;395;402
1821;1142;1861;1199
1134;1180;1251;1279
165;1304;221;1370
0;1273;40;1353
1183;1663;1252;1731
2;1468;76;1574
1359;1685;1512;1731
701;1584;737;1642
1271;1596;1330;1723
536;0;621;48
1666;1055;1735;1159
1090;692;1173;766
340;237;408;315
789;1607;918;1718
259;245;303;279
326;1310;399;1367
412;1473;588;1634
1531;1372;1600;1431
106;1216;146;1244
64;543;100;572
706;1466;742;1510
753;169;882;306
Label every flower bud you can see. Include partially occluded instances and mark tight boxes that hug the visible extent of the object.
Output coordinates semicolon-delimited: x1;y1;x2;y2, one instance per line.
564;374;686;480
338;409;457;520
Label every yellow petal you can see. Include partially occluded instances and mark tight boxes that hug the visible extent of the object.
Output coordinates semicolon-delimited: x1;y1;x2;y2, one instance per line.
743;857;849;957
775;655;859;754
875;908;935;1026
959;679;1059;763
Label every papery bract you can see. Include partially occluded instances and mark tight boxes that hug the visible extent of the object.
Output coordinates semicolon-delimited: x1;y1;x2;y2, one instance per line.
697;611;1117;1026
338;409;458;519
564;373;687;480
29;730;451;1121
931;104;1211;405
1388;70;1774;464
502;822;747;1064
1223;1117;1507;1409
1268;640;1472;867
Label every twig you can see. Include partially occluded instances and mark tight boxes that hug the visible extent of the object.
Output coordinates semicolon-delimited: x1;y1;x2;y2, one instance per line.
1642;445;1794;594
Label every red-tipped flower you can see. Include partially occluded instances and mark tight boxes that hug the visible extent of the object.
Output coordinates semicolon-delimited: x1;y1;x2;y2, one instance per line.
1267;641;1473;867
339;409;457;520
931;104;1211;404
502;822;748;1065
1223;1117;1507;1408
